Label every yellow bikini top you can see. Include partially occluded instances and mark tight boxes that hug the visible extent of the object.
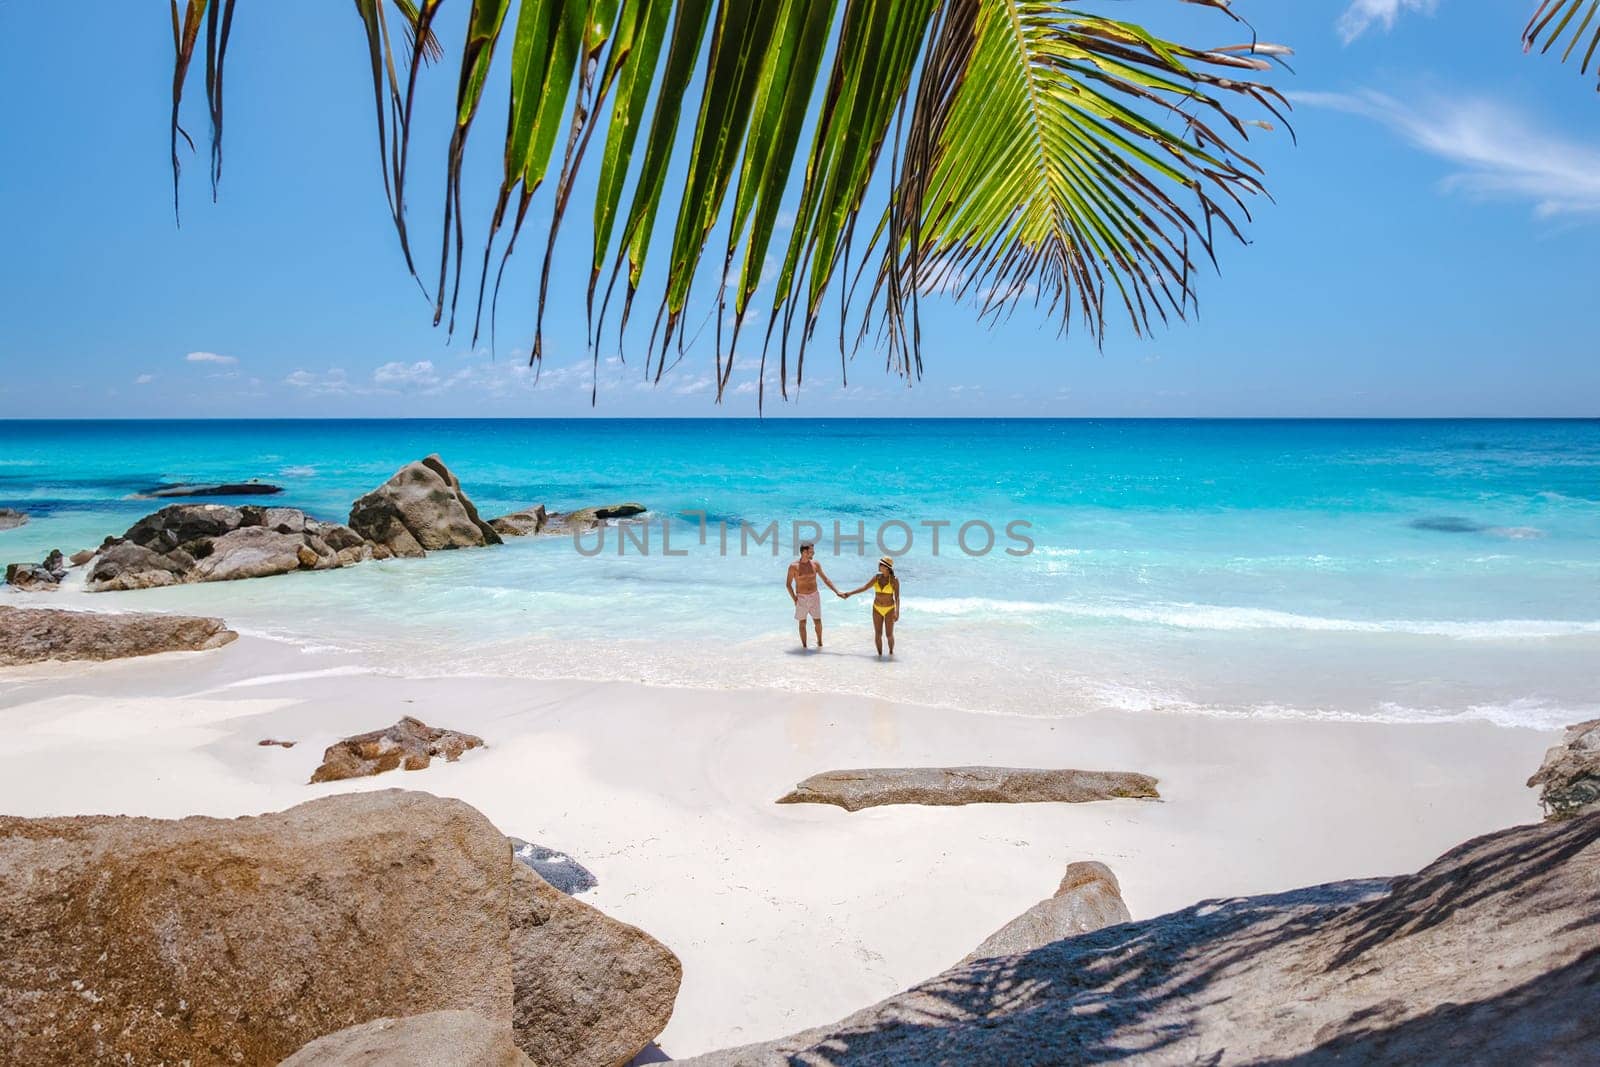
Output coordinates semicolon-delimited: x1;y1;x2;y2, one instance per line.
873;577;895;595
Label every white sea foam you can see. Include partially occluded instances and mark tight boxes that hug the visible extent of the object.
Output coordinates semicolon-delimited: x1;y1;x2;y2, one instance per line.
911;596;1600;639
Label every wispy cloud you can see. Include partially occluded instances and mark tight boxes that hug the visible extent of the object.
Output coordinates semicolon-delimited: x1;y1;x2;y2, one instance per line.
1292;89;1600;217
186;351;238;365
1337;0;1437;44
134;373;155;385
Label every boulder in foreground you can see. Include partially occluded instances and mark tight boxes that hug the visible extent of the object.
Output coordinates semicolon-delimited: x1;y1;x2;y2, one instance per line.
511;863;682;1066
683;815;1600;1066
963;861;1131;963
0;791;513;1066
281;1011;533;1067
310;715;485;783
0;605;236;665
0;507;26;530
348;454;501;557
777;766;1160;812
1529;719;1600;820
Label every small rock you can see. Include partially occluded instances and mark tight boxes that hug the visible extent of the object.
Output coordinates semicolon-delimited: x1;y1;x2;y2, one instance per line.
1529;719;1600;819
67;548;95;567
0;508;27;530
85;541;188;591
310;716;485;784
489;505;549;537
777;766;1161;812
549;502;648;532
281;1011;533;1067
258;738;297;748
138;481;283;498
509;837;599;895
963;861;1131;963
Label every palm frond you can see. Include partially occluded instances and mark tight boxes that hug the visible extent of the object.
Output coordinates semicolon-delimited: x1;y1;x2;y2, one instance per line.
1525;0;1600;88
166;0;1290;405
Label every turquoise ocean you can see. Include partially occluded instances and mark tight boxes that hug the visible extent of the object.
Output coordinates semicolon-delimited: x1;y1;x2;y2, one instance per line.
2;418;1597;728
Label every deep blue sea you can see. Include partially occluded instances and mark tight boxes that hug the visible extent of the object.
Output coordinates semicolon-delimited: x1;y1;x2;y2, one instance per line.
2;418;1597;727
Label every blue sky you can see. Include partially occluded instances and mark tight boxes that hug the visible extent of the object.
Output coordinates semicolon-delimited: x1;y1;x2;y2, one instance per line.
1;0;1597;418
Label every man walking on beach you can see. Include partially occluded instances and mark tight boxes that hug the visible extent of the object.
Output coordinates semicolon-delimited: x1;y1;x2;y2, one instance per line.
786;542;841;649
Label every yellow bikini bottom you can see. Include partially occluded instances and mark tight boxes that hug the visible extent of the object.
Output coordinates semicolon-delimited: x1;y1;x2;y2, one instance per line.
874;601;895;617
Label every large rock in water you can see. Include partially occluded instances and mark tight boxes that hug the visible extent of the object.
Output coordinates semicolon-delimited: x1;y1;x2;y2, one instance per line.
84;504;371;591
309;716;485;783
139;481;283;498
962;861;1131;963
511;864;682;1066
0;791;513;1066
281;1011;533;1067
1529;719;1600;820
683;815;1600;1066
348;454;501;557
0;605;236;665
0;507;28;530
777;766;1160;812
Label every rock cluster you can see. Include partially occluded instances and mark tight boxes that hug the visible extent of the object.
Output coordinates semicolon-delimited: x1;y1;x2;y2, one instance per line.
348;454;502;557
684;815;1600;1065
1529;719;1600;819
0;791;682;1067
4;549;66;590
309;716;485;783
0;507;26;530
777;766;1160;812
85;503;373;591
0;605;237;665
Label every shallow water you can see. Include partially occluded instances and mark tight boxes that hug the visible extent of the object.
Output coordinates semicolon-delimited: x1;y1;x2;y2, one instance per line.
2;418;1597;727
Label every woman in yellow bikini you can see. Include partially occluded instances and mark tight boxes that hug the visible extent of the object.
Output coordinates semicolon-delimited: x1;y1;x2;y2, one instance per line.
842;556;901;657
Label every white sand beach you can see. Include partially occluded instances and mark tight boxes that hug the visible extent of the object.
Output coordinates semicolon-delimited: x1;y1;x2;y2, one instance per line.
0;635;1556;1058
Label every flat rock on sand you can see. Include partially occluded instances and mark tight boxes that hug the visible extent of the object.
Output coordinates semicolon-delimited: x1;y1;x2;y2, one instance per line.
777;766;1160;812
310;715;485;783
683;815;1600;1065
0;791;513;1066
0;605;236;665
281;1011;533;1067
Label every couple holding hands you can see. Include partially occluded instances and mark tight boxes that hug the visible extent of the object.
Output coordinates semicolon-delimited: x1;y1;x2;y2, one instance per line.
785;542;900;657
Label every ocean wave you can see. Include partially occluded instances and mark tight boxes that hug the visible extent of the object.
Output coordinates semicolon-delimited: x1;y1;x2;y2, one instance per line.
910;596;1600;639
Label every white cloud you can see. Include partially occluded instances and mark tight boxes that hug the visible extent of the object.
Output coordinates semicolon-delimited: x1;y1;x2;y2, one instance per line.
372;359;442;391
134;373;155;385
284;368;358;396
1337;0;1437;44
186;351;237;365
1292;89;1600;217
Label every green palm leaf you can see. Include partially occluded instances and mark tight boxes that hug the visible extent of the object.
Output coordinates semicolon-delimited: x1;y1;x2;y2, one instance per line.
1525;1;1600;87
165;0;1289;406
